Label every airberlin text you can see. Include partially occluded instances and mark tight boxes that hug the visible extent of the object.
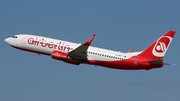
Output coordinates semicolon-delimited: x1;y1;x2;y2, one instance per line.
27;37;71;52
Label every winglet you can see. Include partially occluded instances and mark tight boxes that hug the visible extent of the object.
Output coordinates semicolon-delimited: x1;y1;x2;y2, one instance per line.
128;48;133;53
84;34;96;46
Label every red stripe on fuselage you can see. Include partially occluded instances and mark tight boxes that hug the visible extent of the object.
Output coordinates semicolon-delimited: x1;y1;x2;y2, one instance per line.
88;57;162;70
10;46;162;70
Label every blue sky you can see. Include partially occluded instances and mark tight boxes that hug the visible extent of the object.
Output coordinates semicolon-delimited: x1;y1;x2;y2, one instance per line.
1;0;180;101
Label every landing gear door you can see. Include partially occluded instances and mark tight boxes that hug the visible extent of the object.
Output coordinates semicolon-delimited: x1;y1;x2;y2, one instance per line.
21;36;26;44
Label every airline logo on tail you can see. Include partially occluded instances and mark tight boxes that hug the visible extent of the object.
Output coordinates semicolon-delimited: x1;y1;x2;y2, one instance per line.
152;36;172;57
138;30;175;60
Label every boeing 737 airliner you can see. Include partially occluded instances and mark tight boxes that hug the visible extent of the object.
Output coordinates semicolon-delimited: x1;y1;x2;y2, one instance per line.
5;30;176;70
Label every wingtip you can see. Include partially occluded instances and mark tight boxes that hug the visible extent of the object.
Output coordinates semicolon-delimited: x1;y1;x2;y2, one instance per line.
84;34;96;46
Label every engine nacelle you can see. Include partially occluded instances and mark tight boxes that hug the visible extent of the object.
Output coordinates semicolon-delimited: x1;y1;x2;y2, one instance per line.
51;51;80;65
52;50;69;61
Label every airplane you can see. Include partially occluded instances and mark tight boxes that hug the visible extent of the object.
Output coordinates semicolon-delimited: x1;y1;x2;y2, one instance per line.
5;30;176;70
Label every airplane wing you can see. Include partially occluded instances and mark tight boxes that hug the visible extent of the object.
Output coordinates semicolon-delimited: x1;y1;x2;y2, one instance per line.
68;34;96;60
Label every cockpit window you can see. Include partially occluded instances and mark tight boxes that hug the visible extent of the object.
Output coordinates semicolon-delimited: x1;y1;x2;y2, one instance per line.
12;36;18;38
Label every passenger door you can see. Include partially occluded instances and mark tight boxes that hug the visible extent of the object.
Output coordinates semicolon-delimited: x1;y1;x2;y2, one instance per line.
21;36;26;44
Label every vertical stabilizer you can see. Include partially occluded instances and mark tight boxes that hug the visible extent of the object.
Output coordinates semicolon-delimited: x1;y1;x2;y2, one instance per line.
138;30;176;60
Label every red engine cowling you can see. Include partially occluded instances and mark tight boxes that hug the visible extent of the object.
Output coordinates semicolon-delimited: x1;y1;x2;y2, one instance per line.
52;51;69;61
51;51;80;65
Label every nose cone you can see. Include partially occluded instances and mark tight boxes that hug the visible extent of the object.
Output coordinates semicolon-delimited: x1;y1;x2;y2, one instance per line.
5;38;11;44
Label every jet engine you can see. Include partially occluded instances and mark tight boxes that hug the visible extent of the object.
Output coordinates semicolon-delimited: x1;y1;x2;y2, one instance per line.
51;50;80;65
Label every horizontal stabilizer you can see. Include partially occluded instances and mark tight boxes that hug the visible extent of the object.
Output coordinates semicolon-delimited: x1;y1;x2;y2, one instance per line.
148;59;163;65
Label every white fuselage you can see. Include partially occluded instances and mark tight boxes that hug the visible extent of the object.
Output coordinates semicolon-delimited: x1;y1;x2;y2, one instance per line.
5;34;140;63
23;34;140;60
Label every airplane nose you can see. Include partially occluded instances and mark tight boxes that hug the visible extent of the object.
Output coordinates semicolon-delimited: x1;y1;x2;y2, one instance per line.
5;38;8;43
5;38;10;44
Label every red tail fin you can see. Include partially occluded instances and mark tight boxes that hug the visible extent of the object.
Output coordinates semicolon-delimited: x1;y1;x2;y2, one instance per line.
138;30;176;60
